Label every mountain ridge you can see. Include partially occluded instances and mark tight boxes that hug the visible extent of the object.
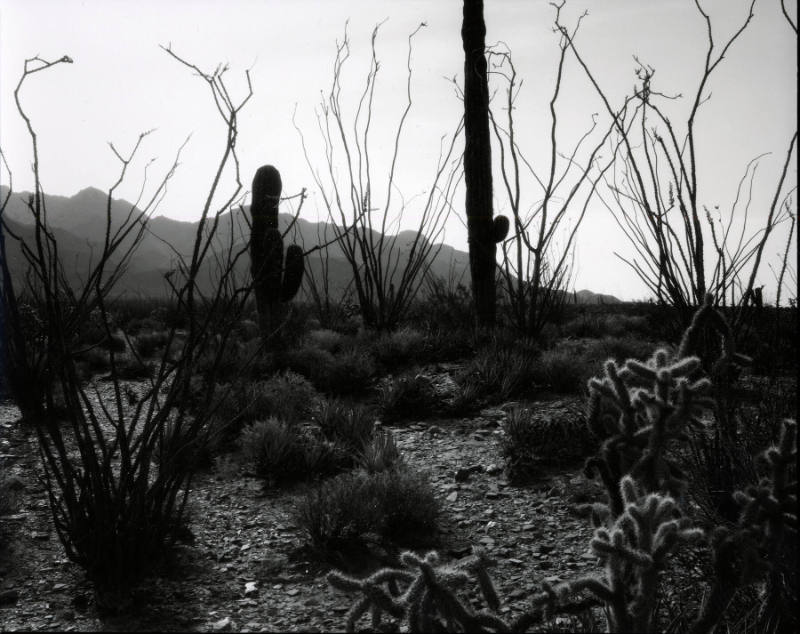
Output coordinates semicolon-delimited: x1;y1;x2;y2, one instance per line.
0;185;619;304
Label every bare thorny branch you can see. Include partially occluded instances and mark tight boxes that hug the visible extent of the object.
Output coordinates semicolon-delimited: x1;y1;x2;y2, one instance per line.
1;47;266;598
294;21;462;330
486;4;620;336
554;0;796;332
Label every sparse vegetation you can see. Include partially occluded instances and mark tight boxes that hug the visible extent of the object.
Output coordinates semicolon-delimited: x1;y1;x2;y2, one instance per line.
0;2;795;631
293;465;440;561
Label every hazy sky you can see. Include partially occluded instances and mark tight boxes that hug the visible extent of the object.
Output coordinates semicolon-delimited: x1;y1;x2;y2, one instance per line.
0;0;796;301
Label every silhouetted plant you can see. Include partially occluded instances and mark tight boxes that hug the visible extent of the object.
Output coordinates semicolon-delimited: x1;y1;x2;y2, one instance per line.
377;372;440;423
295;466;440;560
0;49;263;610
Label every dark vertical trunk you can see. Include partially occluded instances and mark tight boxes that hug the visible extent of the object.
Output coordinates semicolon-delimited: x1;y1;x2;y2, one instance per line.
462;0;496;328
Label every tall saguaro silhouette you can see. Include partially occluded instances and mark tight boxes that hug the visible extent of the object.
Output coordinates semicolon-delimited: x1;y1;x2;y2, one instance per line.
462;0;505;328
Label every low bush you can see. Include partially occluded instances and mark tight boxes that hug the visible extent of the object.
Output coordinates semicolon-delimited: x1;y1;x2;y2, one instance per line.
134;330;171;358
238;418;348;486
377;372;440;423
371;327;428;371
305;328;346;354
217;371;319;428
294;465;440;557
532;349;593;394
315;399;375;454
77;347;112;374
584;335;655;365
285;345;376;396
112;354;153;380
456;338;541;403
500;406;597;483
358;428;403;474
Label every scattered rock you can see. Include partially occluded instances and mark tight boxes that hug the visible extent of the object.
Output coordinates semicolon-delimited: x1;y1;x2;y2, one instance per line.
243;582;258;596
210;616;233;631
454;465;482;482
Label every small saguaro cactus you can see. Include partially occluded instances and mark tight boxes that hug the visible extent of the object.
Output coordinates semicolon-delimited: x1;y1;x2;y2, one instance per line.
249;165;304;340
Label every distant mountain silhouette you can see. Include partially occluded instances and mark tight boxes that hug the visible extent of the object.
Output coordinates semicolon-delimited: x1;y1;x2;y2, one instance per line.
0;185;618;304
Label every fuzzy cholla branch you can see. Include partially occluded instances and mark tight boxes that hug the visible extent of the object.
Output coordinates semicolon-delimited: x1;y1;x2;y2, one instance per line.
691;419;798;634
585;345;715;516
566;476;705;632
327;548;509;633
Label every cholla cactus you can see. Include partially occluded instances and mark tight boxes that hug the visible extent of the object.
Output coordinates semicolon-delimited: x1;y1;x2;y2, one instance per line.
327;548;506;633
567;476;705;632
324;297;796;633
585;350;715;516
691;419;797;634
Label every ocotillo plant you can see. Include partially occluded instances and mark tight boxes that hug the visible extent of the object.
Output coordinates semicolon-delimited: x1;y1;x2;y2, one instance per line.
249;165;304;340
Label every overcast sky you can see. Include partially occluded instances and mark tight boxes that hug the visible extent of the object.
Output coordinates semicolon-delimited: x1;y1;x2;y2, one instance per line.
0;0;796;301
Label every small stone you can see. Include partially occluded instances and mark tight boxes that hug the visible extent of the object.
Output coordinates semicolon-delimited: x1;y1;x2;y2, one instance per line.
210;617;232;632
485;463;502;475
286;588;300;597
445;491;458;502
244;581;258;596
52;583;68;591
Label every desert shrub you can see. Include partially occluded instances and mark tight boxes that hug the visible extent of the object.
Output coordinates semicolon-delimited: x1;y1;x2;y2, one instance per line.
585;335;655;365
325;296;798;633
238;418;348;486
112;354;153;380
305;328;346;354
255;370;320;424
601;313;649;337
294;465;440;557
560;309;606;339
408;275;473;332
419;328;475;363
321;349;378;396
371;326;428;370
358;428;403;473
192;338;252;382
315;399;375;454
531;348;594;394
446;379;485;416
284;345;336;381
77;347;112;373
285;345;376;396
134;330;171;358
124;315;165;336
234;319;260;342
224;371;319;427
500;406;597;483
377;372;440;423
456;338;540;403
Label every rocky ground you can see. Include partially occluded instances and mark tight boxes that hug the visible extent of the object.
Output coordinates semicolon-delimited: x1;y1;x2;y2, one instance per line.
0;388;712;632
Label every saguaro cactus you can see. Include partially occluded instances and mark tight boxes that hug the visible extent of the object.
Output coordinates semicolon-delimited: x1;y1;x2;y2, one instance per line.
462;0;508;328
249;165;304;340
